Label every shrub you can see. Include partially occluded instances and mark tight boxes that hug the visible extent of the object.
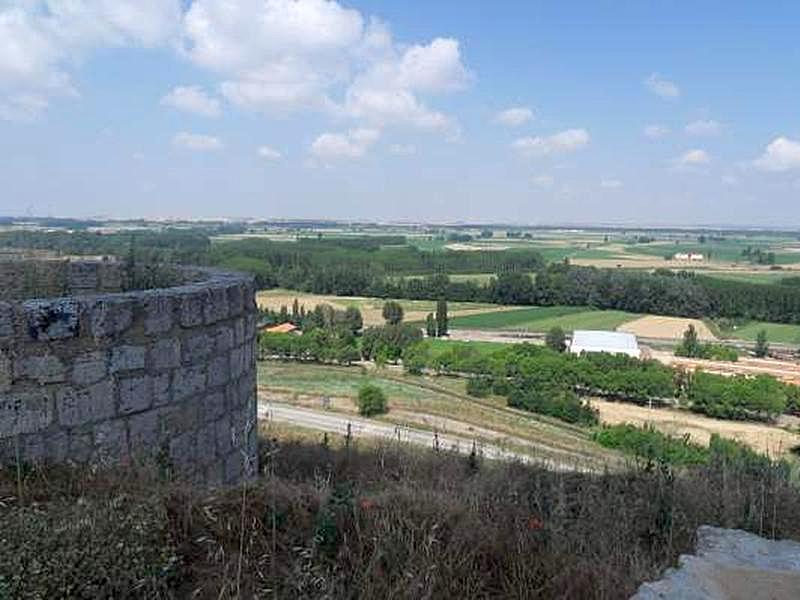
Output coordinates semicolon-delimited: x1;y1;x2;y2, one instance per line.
357;384;388;416
466;376;492;398
593;424;708;466
508;384;598;426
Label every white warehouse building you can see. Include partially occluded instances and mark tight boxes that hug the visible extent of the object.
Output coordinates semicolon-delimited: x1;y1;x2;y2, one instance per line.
569;330;641;359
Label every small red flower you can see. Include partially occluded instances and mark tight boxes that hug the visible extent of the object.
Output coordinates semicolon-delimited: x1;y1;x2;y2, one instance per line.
359;498;375;510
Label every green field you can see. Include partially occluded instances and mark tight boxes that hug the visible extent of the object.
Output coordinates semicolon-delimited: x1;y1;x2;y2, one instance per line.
448;306;638;332
703;271;800;285
719;321;800;345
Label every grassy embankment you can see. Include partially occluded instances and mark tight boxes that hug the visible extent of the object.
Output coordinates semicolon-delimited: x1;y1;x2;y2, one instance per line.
259;361;612;468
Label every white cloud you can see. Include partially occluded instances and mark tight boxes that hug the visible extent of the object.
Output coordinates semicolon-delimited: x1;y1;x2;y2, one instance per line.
644;124;669;139
531;175;554;188
672;148;711;168
161;86;221;117
389;143;415;155
753;137;800;172
0;1;182;120
494;106;534;127
172;131;223;151
512;128;590;158
685;119;723;136
257;145;282;160
310;127;380;160
600;179;623;189
181;1;469;132
644;73;680;99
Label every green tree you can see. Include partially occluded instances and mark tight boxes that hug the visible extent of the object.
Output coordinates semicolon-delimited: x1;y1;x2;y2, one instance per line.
291;298;300;321
357;384;388;416
435;299;448;337
425;313;437;337
545;326;567;353
677;324;701;357
755;329;769;358
342;306;363;335
382;301;404;325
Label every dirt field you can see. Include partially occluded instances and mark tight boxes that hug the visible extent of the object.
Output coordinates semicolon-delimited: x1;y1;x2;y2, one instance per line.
257;290;513;327
591;398;800;458
652;350;800;385
619;315;717;341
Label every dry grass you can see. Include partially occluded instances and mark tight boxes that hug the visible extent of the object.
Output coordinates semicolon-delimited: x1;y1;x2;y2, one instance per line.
618;315;717;340
257;289;512;327
591;398;800;458
2;433;799;599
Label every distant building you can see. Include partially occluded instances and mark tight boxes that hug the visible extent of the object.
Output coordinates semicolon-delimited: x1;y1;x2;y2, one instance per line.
569;330;641;358
673;252;705;261
262;322;299;334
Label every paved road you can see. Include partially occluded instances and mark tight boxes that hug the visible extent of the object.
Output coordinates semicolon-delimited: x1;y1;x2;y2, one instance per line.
258;401;585;472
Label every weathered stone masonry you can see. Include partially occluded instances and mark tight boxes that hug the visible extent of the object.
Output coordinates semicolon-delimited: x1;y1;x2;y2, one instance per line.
0;259;258;486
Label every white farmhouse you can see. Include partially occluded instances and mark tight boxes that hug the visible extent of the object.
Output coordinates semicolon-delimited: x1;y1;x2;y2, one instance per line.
569;330;641;358
673;252;705;261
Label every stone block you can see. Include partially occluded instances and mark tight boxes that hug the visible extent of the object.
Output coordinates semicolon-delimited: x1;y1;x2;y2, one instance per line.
196;422;217;465
233;318;245;345
204;286;230;325
14;353;66;384
207;355;229;388
182;331;212;365
128;410;161;455
143;293;174;336
244;313;256;341
69;433;93;463
229;346;245;380
150;338;180;370
226;284;244;317
24;299;80;341
200;391;226;423
0;349;11;392
153;372;172;407
173;365;206;402
169;431;196;472
159;404;199;437
72;351;108;386
0;301;13;340
213;325;234;354
0;390;53;436
90;297;134;339
215;416;232;454
44;430;70;463
223;451;244;484
93;419;128;464
55;379;115;427
118;375;153;415
178;288;206;328
110;345;146;373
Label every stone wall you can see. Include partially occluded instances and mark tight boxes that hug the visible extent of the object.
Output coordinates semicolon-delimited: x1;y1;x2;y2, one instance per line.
0;260;258;486
0;258;125;301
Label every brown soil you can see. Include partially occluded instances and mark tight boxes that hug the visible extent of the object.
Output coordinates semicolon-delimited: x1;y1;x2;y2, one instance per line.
619;315;717;341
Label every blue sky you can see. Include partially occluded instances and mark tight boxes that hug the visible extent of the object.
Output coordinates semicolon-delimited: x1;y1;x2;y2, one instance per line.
1;1;799;225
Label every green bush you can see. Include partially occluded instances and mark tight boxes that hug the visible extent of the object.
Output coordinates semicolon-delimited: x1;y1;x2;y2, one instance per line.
357;384;388;417
593;424;708;466
466;376;492;398
508;384;598;426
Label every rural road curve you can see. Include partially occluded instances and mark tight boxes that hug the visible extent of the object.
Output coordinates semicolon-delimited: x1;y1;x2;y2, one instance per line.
258;401;585;472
